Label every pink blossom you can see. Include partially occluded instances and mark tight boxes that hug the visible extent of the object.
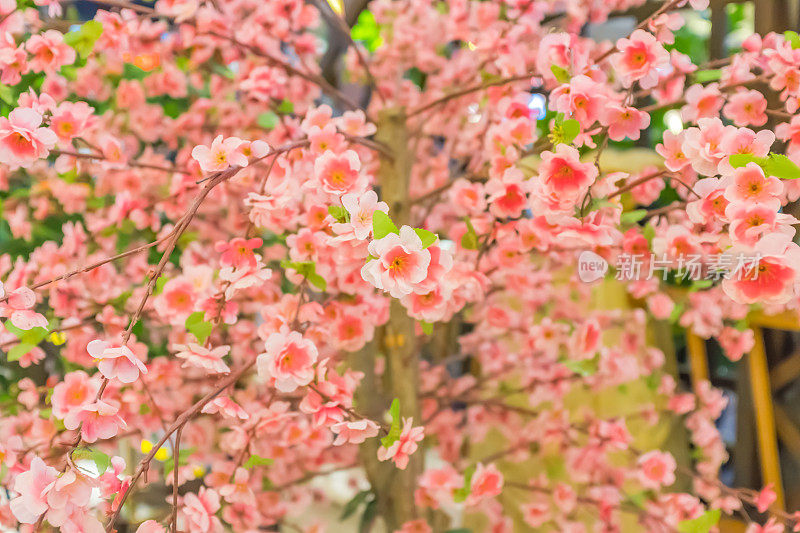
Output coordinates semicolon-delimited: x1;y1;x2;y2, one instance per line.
601;104;650;142
0;107;57;168
449;179;487;216
1;285;48;330
746;518;785;533
377;418;424;470
550;75;606;125
466;463;504;505
538;144;598;206
612;29;670;89
237;139;270;160
63;399;127;442
723;90;768;127
51;370;99;419
341;190;389;240
25;30;75;73
485;169;530;218
656;131;691;172
724;163;783;210
136;520;166;533
361;226;432;298
50;101;94;145
87;339;148;383
522;499;551;528
686;177;729;225
331;419;380;445
681;83;724;123
191;135;248;173
45;469;93;527
0;36;28;85
755;483;778;513
258;329;318;392
637;450;676;489
182;488;223;533
314;150;363;195
683;118;732;175
10;457;58;524
202;396;249;419
647;293;675;320
723;234;800;305
215;237;262;270
335;109;376;137
154;278;198;324
718;127;774;174
727;204;796;246
175;343;231;374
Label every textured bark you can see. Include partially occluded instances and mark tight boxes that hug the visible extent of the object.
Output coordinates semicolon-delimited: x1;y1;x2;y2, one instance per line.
351;108;422;531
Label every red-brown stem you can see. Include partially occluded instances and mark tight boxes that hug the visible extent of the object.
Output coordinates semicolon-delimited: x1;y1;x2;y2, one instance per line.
170;424;183;532
105;359;256;531
407;72;535;118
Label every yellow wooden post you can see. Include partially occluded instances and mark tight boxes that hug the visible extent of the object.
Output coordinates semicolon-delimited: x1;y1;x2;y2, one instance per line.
748;325;785;511
686;330;709;391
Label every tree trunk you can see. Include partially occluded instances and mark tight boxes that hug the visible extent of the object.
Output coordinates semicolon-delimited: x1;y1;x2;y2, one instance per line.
351;108;422;531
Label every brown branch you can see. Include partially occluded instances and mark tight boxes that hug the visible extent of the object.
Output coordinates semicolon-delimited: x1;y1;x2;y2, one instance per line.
51;149;189;174
105;358;256;532
170;424;183;533
407;73;535;118
202;30;361;112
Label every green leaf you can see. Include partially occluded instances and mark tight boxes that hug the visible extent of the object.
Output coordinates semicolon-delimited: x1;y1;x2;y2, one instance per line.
243;455;274;469
64;20;103;59
358;498;378;533
550;64;570;83
328;205;349;223
307;271;327;291
414;228;437;248
453;465;476;503
0;84;13;105
351;10;383;52
257;111;279;130
185;311;213;344
785;30;800;49
155;275;168;294
764;153;800;180
643;224;656;245
380;398;401;448
729;152;800;179
73;447;110;473
694;69;721;83
7;343;35;362
561;119;580;144
625;491;649;510
727;153;763;169
122;63;149;80
677;509;721;533
621;209;648;224
461;218;479;250
4;325;49;362
445;529;472;533
277;99;295;114
280;261;326;290
372;210;398;239
550;113;580;146
562;356;598;377
420;321;433;335
211;63;235;79
340;490;372;520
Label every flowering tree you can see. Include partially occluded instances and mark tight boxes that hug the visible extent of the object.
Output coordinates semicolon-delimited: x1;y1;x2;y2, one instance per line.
2;0;800;531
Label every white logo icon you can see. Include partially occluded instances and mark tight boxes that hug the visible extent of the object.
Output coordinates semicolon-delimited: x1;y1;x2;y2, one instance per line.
578;251;608;283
